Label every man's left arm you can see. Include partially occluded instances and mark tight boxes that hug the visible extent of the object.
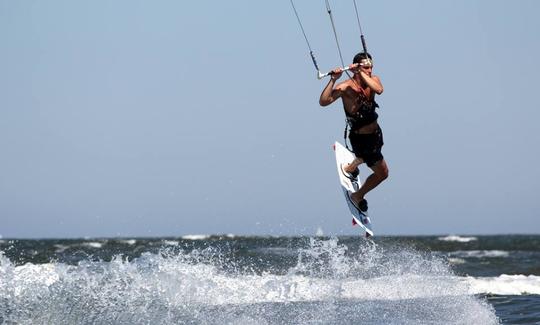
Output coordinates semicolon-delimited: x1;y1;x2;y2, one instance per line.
360;73;384;95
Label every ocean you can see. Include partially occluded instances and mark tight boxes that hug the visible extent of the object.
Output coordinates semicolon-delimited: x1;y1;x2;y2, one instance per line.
1;235;539;324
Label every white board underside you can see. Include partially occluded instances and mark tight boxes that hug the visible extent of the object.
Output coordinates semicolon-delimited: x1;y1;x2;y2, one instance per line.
334;141;374;237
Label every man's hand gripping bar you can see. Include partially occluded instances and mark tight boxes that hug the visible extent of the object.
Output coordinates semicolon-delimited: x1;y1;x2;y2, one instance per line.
317;66;353;80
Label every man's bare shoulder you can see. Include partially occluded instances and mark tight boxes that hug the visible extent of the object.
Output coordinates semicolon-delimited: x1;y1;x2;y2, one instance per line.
335;79;354;90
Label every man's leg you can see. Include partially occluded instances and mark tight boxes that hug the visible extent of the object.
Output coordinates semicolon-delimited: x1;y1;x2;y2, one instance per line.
351;159;389;205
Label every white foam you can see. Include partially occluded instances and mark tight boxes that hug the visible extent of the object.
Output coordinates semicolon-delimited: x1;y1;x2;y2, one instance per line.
438;235;478;242
448;250;510;258
0;240;499;324
447;257;466;265
120;239;137;245
181;234;210;240
82;242;103;248
13;263;59;296
0;246;456;303
0;260;501;303
140;263;469;305
466;274;540;295
253;247;297;256
162;240;179;246
54;244;70;253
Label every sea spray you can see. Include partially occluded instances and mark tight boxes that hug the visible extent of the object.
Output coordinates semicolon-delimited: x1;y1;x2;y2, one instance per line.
0;238;499;324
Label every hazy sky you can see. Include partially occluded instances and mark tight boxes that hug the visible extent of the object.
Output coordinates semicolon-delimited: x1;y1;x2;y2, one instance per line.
1;1;539;238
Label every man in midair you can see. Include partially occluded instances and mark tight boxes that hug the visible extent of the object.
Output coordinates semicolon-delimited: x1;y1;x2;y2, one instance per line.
319;52;388;215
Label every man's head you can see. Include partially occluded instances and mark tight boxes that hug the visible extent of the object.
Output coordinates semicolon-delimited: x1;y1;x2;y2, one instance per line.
353;52;373;68
353;52;373;76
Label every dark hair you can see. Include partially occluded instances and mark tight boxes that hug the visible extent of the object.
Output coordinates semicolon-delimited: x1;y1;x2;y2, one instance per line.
353;52;372;64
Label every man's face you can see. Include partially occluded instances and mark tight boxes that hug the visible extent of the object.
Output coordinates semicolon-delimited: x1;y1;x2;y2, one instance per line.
357;58;373;76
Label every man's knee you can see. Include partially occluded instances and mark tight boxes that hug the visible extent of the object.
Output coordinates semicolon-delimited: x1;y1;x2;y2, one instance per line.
375;161;389;180
378;167;389;180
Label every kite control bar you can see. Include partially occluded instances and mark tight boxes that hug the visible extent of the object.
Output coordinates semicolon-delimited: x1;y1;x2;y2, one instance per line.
290;0;369;81
317;65;353;80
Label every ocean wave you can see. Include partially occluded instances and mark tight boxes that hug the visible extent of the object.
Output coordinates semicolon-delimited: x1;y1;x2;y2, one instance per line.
180;234;237;241
447;257;466;265
181;234;210;240
81;241;104;249
161;240;179;246
53;244;70;253
251;247;298;256
466;274;540;295
1;257;522;303
0;241;498;324
448;250;510;258
438;235;478;242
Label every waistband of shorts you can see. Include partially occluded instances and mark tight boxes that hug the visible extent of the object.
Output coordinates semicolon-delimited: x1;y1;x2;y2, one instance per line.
350;122;380;135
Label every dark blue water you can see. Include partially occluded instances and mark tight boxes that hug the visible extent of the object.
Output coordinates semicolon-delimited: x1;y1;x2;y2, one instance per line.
1;235;539;324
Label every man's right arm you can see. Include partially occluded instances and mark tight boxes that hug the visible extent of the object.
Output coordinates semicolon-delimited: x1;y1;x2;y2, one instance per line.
319;68;343;107
319;79;339;106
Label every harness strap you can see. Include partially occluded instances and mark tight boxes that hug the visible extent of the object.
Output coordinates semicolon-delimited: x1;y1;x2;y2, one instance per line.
344;119;350;150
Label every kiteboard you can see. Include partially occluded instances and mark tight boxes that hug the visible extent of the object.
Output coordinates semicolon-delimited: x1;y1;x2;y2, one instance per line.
334;141;374;237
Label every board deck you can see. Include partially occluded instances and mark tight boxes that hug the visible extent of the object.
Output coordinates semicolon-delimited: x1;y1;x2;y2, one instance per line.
334;141;374;237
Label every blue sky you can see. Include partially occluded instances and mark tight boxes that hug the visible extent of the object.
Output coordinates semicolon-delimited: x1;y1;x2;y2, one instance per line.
1;1;539;238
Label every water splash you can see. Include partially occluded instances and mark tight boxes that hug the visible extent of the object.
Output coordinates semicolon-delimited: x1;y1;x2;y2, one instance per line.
0;239;499;324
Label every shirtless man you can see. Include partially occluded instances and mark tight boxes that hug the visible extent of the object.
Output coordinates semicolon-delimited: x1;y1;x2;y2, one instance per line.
319;52;388;214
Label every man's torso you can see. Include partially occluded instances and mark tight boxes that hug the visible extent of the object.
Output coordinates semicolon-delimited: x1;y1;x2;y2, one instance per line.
339;79;378;134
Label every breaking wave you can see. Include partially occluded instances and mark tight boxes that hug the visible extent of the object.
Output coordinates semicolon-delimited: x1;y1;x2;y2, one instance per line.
0;238;499;324
438;235;478;243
